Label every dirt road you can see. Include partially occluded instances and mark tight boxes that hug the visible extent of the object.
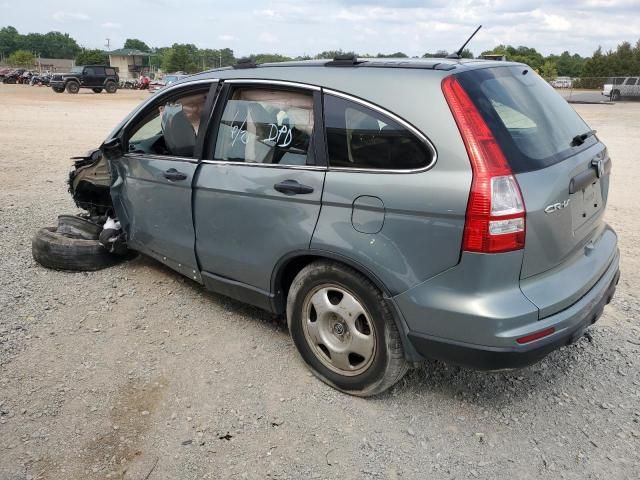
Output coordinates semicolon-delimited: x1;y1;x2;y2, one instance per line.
0;85;638;479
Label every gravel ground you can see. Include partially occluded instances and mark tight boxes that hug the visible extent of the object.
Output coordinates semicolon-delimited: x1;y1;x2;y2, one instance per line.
0;85;639;480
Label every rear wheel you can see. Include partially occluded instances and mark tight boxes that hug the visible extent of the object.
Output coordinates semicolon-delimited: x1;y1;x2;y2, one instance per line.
92;88;103;93
610;90;620;101
287;261;408;396
66;81;79;94
105;81;117;94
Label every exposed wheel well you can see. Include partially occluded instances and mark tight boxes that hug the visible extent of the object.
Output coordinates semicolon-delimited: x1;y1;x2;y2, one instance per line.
272;253;392;313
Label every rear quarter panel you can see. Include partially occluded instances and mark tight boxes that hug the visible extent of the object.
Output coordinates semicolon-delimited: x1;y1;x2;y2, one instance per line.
307;70;472;295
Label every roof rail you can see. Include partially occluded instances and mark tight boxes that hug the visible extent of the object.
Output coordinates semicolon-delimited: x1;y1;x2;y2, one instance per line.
233;57;257;69
325;54;364;67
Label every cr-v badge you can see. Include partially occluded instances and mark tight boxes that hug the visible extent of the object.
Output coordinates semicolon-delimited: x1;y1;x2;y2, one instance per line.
545;199;570;214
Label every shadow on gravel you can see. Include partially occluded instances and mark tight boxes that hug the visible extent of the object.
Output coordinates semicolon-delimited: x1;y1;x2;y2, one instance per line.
131;254;287;331
114;254;609;405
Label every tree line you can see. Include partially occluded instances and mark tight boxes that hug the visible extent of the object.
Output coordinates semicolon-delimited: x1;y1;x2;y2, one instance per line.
2;25;639;79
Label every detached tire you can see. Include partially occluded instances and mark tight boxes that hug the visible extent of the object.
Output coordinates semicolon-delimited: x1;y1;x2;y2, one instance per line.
32;227;120;271
57;215;101;240
287;261;408;397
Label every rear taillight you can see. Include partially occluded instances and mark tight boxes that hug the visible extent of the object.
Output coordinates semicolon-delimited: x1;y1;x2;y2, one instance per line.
442;76;526;253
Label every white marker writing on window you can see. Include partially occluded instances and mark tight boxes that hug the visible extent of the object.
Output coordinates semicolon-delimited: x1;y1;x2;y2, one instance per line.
267;124;293;147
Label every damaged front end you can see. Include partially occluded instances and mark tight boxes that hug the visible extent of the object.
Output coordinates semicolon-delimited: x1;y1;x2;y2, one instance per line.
67;148;127;254
68;148;112;216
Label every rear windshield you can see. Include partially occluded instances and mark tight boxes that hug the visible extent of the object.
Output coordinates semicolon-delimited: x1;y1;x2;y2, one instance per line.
456;66;596;173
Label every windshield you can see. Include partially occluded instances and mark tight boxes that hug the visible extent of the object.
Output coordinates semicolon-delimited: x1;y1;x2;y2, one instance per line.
70;66;83;74
456;66;595;173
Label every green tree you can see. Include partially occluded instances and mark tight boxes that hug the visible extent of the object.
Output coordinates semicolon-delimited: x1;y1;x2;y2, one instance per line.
375;52;408;58
422;50;449;58
314;50;357;60
198;48;236;69
162;43;199;73
460;48;474;59
76;49;108;65
481;45;544;69
7;49;35;66
252;53;292;64
0;26;20;60
124;38;150;52
39;31;81;58
538;61;558;80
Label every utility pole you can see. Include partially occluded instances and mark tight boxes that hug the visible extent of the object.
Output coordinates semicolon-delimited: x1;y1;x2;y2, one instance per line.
219;51;222;68
105;38;111;51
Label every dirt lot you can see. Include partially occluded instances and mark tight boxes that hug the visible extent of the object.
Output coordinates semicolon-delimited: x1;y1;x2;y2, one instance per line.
0;84;639;480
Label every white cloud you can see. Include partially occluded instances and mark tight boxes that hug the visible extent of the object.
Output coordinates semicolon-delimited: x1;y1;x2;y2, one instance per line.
258;32;279;44
52;11;89;22
101;21;122;29
218;34;236;42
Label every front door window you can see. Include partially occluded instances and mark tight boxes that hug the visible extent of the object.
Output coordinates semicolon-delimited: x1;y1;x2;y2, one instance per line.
128;91;207;158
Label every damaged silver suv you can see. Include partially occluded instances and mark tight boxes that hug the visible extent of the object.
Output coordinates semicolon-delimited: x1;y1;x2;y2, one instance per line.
34;56;620;396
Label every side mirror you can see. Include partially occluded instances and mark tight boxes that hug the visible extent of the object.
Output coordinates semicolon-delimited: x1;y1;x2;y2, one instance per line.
102;137;124;160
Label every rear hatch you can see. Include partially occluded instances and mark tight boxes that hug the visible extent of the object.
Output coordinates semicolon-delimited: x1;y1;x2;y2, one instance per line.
456;66;614;315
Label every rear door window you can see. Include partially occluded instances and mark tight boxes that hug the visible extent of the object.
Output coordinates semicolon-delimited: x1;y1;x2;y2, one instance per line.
323;94;432;170
625;78;637;85
94;67;106;76
456;66;595;173
105;68;116;76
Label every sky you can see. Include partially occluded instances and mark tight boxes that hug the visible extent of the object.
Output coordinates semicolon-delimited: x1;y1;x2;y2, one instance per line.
1;0;639;57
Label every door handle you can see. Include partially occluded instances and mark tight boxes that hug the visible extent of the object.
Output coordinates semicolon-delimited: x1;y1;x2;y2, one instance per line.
274;180;314;195
163;168;187;181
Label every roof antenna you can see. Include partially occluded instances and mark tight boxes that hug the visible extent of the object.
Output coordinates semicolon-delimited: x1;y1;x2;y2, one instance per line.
447;25;482;59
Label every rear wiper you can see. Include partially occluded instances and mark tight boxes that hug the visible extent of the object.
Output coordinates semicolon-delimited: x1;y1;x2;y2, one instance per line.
571;129;597;147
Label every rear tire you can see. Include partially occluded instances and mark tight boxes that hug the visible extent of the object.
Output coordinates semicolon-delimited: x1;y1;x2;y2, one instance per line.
105;81;117;94
610;90;620;101
287;261;408;397
92;88;103;93
32;227;121;271
66;81;79;94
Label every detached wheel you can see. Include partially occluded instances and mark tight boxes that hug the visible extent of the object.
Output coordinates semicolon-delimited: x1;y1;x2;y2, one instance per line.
287;261;408;397
105;81;117;94
32;227;120;271
56;215;101;240
610;90;620;101
66;81;79;94
92;88;103;93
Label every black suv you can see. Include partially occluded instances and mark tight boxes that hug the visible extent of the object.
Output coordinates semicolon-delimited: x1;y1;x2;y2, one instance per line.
50;65;119;94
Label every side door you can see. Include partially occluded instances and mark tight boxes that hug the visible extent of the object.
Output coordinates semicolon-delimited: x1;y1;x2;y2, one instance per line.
194;80;326;308
81;67;95;87
109;80;218;281
92;66;106;87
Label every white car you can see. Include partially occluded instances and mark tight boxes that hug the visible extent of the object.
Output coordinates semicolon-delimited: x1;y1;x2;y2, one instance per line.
602;76;640;101
551;77;572;88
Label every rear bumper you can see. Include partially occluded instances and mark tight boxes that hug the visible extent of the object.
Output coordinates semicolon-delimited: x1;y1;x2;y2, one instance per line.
405;254;619;370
